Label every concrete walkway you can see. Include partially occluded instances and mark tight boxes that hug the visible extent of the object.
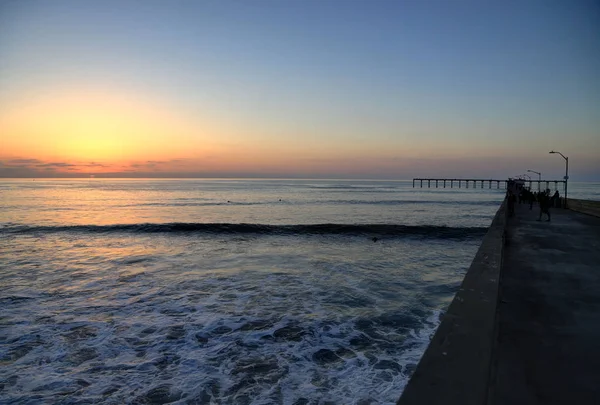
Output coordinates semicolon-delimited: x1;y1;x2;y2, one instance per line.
492;203;600;404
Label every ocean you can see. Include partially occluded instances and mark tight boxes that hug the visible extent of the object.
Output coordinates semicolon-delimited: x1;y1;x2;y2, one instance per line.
0;179;597;404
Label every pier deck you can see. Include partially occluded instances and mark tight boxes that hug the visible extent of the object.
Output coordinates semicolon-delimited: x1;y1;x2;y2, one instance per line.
492;203;600;404
398;201;600;405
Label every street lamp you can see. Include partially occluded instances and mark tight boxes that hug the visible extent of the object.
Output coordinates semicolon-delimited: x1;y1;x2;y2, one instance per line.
549;151;568;208
527;169;541;192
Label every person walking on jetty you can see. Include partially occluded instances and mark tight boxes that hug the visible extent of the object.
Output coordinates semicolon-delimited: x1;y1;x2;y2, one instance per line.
528;189;535;210
537;189;551;222
508;190;516;217
551;190;560;208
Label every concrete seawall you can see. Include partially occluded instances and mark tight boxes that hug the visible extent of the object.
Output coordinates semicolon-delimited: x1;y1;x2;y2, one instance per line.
568;198;600;217
398;199;600;405
397;199;508;405
491;201;600;404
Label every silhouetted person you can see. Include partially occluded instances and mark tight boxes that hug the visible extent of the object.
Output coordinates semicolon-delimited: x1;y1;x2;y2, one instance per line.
551;190;560;207
508;191;516;217
528;190;535;210
537;190;551;222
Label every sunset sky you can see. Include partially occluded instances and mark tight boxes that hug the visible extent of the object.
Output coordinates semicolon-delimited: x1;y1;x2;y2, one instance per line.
1;0;599;180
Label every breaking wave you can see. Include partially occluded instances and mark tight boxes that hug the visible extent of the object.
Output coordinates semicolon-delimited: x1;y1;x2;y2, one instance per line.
1;223;488;239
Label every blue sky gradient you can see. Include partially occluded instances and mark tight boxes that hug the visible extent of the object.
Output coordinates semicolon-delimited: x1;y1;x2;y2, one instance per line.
1;0;599;179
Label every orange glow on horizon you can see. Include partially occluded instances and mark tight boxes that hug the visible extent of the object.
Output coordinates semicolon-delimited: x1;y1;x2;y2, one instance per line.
0;86;409;175
2;84;560;178
0;86;226;166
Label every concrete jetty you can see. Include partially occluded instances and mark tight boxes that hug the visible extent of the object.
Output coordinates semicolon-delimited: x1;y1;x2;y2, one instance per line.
568;198;600;218
398;200;600;405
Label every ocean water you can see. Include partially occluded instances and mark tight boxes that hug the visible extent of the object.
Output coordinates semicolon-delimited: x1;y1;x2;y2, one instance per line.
0;179;594;404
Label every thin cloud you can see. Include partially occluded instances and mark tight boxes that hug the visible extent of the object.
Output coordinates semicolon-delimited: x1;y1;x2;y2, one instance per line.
80;162;108;168
35;162;77;168
0;157;113;176
126;159;190;171
8;158;43;165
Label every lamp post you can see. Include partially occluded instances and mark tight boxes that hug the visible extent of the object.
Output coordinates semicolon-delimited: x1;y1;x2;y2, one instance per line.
527;169;541;192
549;151;568;208
518;174;532;190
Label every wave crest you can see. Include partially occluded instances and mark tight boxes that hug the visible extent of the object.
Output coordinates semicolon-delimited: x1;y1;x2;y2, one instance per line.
1;223;487;238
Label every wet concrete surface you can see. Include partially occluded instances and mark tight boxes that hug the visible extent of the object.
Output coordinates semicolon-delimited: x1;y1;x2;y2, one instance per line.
492;203;600;404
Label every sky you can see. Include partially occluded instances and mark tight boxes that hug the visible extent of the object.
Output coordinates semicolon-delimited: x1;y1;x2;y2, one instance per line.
1;0;599;180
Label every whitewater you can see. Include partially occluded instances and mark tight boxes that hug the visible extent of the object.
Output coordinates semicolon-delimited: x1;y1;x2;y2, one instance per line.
0;178;533;404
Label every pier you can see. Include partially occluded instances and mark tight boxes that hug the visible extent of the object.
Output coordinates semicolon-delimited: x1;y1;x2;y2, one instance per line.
398;200;600;405
412;178;566;191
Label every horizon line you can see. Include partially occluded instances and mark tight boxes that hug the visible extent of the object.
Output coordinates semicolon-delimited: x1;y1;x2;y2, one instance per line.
1;176;599;183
